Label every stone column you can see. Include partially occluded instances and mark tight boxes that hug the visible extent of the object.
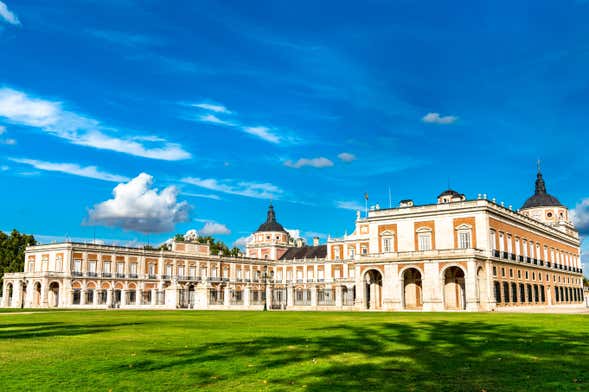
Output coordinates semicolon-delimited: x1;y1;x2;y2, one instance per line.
136;289;142;305
12;283;22;308
287;285;294;308
40;281;48;308
355;266;364;309
121;290;127;307
80;289;87;305
423;263;441;311
93;290;99;306
224;286;231;307
465;259;478;311
335;285;343;308
244;286;250;307
265;284;272;310
311;285;318;308
106;289;113;308
150;288;157;306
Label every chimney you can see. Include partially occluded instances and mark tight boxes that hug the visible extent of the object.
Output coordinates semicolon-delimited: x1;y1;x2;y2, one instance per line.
313;237;319;247
295;238;304;248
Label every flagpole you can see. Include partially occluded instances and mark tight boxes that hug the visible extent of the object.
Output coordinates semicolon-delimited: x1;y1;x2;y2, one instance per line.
364;193;368;218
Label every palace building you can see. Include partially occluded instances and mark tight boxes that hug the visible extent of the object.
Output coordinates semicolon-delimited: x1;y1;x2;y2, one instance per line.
1;168;585;311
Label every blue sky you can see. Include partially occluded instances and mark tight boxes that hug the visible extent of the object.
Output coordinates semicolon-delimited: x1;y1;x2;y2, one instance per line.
1;1;588;273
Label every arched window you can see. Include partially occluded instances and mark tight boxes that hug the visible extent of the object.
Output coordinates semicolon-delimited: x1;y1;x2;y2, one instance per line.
503;282;510;303
519;283;525;303
511;282;517;302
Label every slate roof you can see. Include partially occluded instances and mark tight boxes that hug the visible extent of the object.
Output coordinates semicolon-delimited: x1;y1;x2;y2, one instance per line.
521;171;564;209
280;245;327;260
437;189;463;199
256;204;288;233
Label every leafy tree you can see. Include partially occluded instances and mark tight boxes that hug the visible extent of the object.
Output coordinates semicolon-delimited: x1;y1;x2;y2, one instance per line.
584;276;589;288
194;236;240;257
174;234;185;242
0;229;37;290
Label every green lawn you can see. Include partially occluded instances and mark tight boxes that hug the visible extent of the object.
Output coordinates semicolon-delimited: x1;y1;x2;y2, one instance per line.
0;311;587;391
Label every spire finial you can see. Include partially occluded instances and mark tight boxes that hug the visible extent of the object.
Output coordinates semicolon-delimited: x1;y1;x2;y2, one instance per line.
537;158;541;173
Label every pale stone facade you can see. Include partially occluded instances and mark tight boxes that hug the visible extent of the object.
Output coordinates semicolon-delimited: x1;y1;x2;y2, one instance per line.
1;170;586;311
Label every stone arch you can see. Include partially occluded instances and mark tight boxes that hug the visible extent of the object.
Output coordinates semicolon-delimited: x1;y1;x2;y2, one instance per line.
442;266;466;310
128;282;137;290
6;283;14;306
114;282;124;290
32;281;41;307
101;282;111;290
363;269;383;310
476;266;487;310
48;281;60;308
86;281;97;289
72;281;82;289
402;268;423;310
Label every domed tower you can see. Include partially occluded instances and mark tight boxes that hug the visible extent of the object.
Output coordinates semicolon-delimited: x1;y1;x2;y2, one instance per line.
246;203;292;260
437;189;466;204
520;165;570;229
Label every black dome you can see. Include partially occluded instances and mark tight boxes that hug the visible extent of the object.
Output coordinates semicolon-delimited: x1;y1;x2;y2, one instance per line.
256;204;287;233
521;170;564;209
437;189;461;198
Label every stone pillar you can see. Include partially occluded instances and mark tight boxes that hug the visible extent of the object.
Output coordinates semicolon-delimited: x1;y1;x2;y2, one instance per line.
150;289;157;306
382;264;395;310
106;289;113;308
93;290;99;306
224;286;231;307
244;286;250;307
465;260;478;311
165;285;177;309
311;285;318;308
136;289;142;305
355;266;364;309
423;263;441;311
40;281;48;308
287;285;294;307
80;290;87;305
335;285;343;308
121;290;127;307
12;283;22;308
265;285;272;310
196;285;208;309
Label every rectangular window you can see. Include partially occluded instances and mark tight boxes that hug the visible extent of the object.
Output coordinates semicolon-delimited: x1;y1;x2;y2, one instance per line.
103;262;111;273
418;234;432;251
117;263;124;274
458;231;471;249
74;259;82;272
89;261;97;273
130;263;137;275
383;238;391;253
148;263;155;275
178;266;184;277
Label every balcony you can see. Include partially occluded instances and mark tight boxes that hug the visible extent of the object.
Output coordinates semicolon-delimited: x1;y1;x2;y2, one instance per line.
72;271;83;277
101;272;112;278
519;256;524;262
510;253;516;261
129;273;138;279
161;275;171;280
147;274;156;279
526;257;531;263
493;250;500;258
502;252;508;260
87;272;98;277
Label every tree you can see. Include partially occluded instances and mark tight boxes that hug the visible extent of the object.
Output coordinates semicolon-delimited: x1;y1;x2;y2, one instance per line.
584;276;589;288
0;229;37;290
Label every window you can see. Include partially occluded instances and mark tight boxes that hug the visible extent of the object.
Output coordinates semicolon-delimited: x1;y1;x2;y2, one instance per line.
525;271;529;279
28;261;34;272
518;270;521;279
166;264;172;276
89;261;96;274
361;246;368;255
458;231;471;249
103;262;111;273
493;266;497;276
148;263;155;275
501;267;505;277
178;266;185;277
74;259;82;273
117;263;124;274
382;238;392;253
490;231;497;251
130;263;137;275
509;268;513;278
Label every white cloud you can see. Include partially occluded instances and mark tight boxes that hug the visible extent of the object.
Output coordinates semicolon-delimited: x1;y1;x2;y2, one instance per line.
199;222;231;236
335;200;364;211
242;126;280;144
284;157;334;169
233;235;253;248
86;173;190;233
9;158;129;182
192;103;231;114
0;88;191;161
182;192;221;200
0;165;8;171
182;177;283;200
571;198;589;236
0;1;20;25
337;152;356;162
0;125;16;144
198;114;235;126
188;101;285;144
422;112;458;124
